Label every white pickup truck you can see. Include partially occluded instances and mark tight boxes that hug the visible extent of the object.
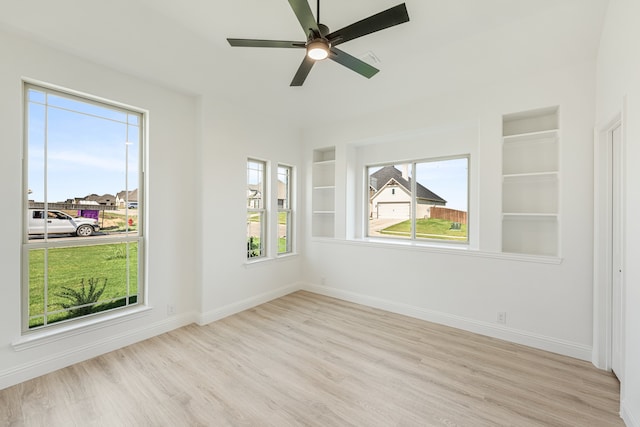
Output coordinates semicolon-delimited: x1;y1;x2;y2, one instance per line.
28;209;100;237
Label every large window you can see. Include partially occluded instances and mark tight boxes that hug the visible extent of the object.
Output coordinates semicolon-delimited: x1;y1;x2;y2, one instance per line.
247;159;266;258
368;157;468;242
23;83;143;331
277;165;292;254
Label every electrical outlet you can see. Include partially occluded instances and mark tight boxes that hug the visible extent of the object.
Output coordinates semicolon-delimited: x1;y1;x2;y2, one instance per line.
497;312;507;324
167;304;176;315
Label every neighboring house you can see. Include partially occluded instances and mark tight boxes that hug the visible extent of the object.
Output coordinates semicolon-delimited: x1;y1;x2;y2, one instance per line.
247;184;262;209
248;181;286;209
72;193;116;206
277;179;287;208
115;189;138;208
369;165;446;219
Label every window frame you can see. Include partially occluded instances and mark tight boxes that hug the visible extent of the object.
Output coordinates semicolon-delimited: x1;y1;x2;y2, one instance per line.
21;81;146;333
366;155;470;244
247;158;267;259
277;164;293;255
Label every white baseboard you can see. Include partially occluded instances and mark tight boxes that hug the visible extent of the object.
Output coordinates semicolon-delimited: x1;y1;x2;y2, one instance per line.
0;312;195;390
622;399;639;427
1;283;302;391
196;282;302;326
302;284;592;361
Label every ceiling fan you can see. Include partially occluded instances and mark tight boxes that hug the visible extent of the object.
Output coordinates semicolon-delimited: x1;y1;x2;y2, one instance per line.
227;0;410;86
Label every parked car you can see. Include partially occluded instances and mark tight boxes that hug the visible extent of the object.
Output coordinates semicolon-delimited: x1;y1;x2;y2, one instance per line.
28;209;100;237
127;202;138;209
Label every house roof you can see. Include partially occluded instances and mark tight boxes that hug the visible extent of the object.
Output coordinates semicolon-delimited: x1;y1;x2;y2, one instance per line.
370;166;446;204
116;189;138;202
84;193;116;204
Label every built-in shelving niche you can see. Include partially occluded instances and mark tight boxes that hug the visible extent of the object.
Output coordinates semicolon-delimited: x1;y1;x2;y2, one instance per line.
312;147;336;238
502;106;559;257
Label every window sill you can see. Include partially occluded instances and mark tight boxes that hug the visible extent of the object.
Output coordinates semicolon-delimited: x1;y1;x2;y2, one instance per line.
12;305;153;351
313;237;562;264
243;253;299;268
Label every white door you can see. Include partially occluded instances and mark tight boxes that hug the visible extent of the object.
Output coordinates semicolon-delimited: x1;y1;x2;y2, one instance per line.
611;123;623;378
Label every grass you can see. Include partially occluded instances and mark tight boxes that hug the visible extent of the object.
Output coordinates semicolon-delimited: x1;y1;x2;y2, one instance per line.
28;242;138;327
248;212;288;224
247;237;290;256
380;218;467;241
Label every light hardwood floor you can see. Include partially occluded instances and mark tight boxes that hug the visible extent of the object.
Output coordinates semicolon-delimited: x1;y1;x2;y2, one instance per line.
0;291;624;426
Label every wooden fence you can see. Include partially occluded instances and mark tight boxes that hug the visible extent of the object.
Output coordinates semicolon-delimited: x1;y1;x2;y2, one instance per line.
430;207;467;224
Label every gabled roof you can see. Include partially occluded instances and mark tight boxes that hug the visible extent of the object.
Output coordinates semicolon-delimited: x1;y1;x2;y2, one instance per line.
370;166;446;204
116;189;138;202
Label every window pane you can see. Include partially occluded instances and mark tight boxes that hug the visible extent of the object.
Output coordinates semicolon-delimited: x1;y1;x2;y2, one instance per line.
368;164;413;239
28;88;46;104
247;212;264;258
28;243;139;329
278;211;290;254
277;166;290;209
247;160;264;209
26;87;142;240
47;94;128;123
414;158;468;242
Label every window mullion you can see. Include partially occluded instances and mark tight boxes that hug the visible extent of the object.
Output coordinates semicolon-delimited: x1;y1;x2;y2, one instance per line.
411;162;417;240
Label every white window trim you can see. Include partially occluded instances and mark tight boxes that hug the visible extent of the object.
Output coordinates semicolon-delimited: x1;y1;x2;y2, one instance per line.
365;154;470;245
277;164;294;256
247;158;267;260
21;81;147;334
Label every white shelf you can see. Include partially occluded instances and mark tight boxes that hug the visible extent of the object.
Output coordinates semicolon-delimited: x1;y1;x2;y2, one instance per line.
503;213;558;218
503;129;558;143
313;159;336;166
313;185;336;190
503;171;558;179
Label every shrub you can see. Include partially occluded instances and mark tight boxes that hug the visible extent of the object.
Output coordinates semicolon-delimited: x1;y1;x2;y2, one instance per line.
56;277;107;317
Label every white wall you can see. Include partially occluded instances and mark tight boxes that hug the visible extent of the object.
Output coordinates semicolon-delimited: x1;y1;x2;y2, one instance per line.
303;59;597;361
597;0;640;425
0;27;305;390
196;95;304;324
0;30;199;388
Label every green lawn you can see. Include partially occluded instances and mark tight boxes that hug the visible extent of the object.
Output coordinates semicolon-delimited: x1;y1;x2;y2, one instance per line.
28;242;138;327
247;237;289;256
248;212;288;224
381;218;467;241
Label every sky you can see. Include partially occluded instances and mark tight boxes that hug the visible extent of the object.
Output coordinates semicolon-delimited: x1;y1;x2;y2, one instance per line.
27;88;140;203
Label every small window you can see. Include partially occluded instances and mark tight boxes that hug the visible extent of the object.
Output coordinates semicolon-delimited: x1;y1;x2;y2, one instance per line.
368;157;468;242
247;159;266;258
277;165;293;254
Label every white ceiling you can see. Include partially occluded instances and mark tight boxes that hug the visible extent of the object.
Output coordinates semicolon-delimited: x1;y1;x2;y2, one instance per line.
0;0;609;123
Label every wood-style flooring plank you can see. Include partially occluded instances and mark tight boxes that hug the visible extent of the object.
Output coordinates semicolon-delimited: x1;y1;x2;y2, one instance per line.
0;291;624;426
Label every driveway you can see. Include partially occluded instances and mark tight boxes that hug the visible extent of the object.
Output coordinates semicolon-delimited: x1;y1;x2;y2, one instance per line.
368;218;405;236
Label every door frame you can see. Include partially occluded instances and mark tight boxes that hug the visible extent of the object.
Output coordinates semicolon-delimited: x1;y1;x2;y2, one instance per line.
592;108;626;379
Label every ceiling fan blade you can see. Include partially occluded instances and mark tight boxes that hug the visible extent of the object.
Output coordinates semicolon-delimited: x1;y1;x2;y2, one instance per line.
290;56;315;86
329;48;379;79
327;3;409;47
227;38;305;48
288;0;320;38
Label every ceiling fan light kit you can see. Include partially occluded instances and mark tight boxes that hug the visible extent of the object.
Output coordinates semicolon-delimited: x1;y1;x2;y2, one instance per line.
227;0;410;86
306;39;330;60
